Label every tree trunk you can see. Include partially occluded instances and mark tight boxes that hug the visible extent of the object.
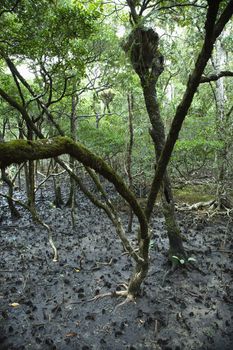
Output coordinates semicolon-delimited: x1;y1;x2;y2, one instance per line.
1;168;21;218
143;80;186;259
27;160;35;209
66;156;77;207
26;127;35;210
213;38;229;209
66;85;78;207
125;27;186;259
126;92;134;232
127;230;150;296
53;162;64;208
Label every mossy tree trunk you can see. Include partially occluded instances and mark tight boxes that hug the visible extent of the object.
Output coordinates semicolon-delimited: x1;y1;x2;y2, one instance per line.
123;26;186;260
142;77;186;260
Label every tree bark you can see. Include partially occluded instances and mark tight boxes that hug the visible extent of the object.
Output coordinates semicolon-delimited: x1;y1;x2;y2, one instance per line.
52;162;64;208
126;92;134;233
1;168;21;218
141;75;186;259
123;26;186;259
66;84;78;207
212;38;230;209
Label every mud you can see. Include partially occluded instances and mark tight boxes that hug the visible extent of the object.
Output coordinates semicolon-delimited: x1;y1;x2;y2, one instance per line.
0;184;233;350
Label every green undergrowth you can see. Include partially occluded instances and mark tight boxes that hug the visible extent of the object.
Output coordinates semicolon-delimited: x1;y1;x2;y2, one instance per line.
173;184;215;205
111;184;215;211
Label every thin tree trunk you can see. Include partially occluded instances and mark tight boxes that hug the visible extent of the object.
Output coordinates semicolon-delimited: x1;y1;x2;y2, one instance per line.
27;160;35;209
26;128;35;210
126;92;134;232
53;162;64;208
66;85;78;208
1;168;21;218
213;38;229;209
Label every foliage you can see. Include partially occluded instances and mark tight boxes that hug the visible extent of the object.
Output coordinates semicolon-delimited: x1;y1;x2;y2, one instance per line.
78;115;126;157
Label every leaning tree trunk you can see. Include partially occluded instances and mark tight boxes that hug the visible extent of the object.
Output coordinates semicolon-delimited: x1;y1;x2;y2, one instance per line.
123;27;186;260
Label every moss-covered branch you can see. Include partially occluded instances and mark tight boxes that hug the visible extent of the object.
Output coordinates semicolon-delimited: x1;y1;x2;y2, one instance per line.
0;137;148;239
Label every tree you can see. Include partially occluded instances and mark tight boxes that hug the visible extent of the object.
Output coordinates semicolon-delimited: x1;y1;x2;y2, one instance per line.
0;0;233;300
123;1;187;261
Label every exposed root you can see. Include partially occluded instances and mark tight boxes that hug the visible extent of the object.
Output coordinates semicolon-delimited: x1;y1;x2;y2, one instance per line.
48;232;58;262
117;283;128;290
67;283;137;310
208;206;233;218
40;221;58;262
85;285;129;303
91;258;113;270
86;292;112;302
114;293;135;312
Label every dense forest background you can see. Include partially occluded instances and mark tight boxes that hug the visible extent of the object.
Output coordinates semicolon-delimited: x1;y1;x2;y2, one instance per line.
0;1;232;206
0;1;233;349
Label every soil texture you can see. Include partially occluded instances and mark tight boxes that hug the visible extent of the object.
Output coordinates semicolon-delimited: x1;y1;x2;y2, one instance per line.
0;184;233;350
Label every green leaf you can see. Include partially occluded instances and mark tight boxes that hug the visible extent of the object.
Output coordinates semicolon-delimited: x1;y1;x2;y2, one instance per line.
172;255;179;261
188;257;196;262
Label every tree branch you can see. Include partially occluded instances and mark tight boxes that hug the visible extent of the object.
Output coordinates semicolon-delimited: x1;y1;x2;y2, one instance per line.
0;87;44;138
0;137;148;240
200;71;233;83
0;0;21;17
145;1;228;219
214;0;233;39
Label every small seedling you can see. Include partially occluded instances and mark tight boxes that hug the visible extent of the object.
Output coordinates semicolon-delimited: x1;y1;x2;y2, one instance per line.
172;256;197;265
187;257;197;263
149;240;155;249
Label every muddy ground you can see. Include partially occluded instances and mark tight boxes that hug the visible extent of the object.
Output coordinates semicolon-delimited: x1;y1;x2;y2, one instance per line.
0;182;233;350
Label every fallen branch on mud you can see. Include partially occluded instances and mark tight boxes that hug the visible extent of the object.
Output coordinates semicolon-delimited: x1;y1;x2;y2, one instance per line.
176;199;233;216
